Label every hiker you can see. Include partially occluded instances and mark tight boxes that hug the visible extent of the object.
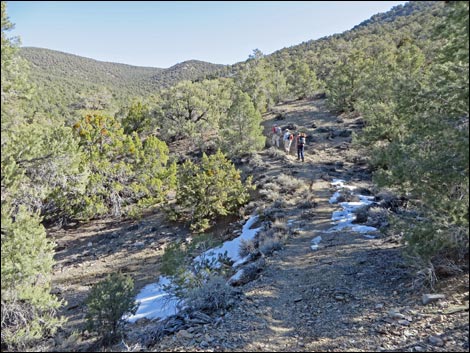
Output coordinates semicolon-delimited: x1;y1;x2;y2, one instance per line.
283;129;293;154
297;132;306;162
271;124;281;147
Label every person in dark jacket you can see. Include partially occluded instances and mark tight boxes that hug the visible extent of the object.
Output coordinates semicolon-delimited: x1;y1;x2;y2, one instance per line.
297;132;306;162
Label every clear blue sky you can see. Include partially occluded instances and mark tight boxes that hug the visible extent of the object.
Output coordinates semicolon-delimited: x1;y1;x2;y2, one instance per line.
6;1;408;68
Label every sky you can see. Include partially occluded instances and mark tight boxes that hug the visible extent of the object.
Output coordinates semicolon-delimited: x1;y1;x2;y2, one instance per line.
6;1;408;68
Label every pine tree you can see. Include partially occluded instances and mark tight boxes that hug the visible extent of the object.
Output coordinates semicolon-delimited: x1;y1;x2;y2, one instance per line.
219;89;265;157
1;3;66;347
73;113;176;219
171;150;253;232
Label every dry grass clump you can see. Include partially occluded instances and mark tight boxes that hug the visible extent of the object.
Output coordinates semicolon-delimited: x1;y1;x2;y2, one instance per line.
259;237;283;255
256;225;289;256
366;206;390;229
267;147;286;160
271;219;288;233
297;195;317;209
238;239;258;258
261;205;287;222
248;153;266;169
277;173;306;194
185;276;237;313
259;182;281;201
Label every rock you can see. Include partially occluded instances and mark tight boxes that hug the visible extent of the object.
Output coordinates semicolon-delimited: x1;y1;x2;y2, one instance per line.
177;329;193;339
133;241;145;248
315;127;331;133
422;293;446;305
388;310;405;320
428;335;444;347
398;319;410;326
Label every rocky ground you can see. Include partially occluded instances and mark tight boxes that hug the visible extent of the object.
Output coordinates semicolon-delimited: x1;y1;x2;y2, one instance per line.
46;98;469;352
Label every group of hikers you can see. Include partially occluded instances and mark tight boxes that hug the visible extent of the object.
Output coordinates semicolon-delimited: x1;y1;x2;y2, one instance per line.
271;123;307;162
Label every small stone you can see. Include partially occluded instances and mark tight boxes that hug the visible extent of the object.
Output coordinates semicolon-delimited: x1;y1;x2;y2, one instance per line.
177;330;193;339
388;310;405;320
414;346;424;352
422;294;446;305
133;241;145;248
428;335;444;347
375;303;384;309
335;295;345;301
398;319;410;326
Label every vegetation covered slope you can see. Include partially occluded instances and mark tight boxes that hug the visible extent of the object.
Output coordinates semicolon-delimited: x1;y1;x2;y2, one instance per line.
18;47;225;123
1;0;468;350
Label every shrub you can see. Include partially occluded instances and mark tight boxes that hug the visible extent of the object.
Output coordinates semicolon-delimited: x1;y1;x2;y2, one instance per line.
184;276;237;313
160;241;188;277
1;205;63;350
239;239;257;258
259;238;283;255
171;150;254;232
85;273;137;344
277;173;306;194
160;233;223;277
73;113;176;219
267;146;286;159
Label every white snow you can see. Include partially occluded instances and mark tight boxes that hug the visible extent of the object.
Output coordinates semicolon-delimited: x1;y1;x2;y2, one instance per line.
331;178;357;190
194;215;262;266
329;191;342;204
327;180;378;234
228;268;245;284
126;215;262;323
125;276;180;323
311;235;322;251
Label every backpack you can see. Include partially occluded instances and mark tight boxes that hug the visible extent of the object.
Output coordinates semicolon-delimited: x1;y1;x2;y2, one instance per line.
299;136;306;145
289;134;293;141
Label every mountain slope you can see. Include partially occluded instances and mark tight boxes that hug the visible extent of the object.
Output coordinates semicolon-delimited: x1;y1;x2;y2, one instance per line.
20;47;225;94
18;47;226;123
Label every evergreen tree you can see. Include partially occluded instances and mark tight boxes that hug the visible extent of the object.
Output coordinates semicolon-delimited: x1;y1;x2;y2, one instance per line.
219;89;265;157
171;150;253;232
234;50;272;113
287;59;319;99
73;113;176;219
1;3;65;348
354;2;469;269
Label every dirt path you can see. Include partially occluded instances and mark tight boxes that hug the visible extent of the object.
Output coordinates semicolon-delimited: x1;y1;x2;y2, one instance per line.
48;98;468;352
149;99;468;352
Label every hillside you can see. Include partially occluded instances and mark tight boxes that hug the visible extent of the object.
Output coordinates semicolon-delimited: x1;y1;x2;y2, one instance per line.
17;1;442;123
20;47;225;93
19;47;226;122
223;1;444;79
46;97;469;352
2;1;467;351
